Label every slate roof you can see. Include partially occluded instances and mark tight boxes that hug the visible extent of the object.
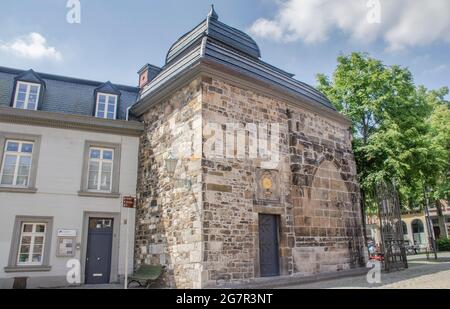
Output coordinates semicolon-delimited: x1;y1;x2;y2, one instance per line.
166;6;261;63
0;66;139;120
135;6;335;114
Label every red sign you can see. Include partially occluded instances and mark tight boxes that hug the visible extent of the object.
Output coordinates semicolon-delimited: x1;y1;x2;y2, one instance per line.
123;196;135;208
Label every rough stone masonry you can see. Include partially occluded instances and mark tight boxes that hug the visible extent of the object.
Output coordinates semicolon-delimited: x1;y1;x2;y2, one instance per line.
133;7;365;289
134;74;366;288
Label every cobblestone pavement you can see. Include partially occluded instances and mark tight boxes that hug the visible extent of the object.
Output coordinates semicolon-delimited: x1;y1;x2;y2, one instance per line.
281;252;450;289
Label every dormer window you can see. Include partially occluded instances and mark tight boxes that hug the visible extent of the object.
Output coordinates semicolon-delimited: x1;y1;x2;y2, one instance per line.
13;81;41;110
95;93;117;120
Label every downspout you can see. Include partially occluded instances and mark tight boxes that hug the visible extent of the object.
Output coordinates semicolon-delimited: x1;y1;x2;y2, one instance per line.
126;105;132;121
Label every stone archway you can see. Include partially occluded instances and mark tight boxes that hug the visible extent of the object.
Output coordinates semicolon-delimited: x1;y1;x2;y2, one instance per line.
293;160;358;275
311;160;350;212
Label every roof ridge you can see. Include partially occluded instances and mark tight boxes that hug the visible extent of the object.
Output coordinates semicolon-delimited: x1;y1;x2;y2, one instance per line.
0;66;139;93
166;6;261;64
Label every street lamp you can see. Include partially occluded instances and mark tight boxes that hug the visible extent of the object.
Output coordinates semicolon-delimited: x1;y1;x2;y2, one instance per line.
165;153;178;177
164;153;192;189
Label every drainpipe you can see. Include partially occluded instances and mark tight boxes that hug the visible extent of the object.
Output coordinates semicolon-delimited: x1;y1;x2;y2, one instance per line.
126;106;132;121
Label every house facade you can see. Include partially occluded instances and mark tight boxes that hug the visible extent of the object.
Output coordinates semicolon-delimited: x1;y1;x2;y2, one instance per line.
367;201;450;252
132;7;366;288
0;67;143;288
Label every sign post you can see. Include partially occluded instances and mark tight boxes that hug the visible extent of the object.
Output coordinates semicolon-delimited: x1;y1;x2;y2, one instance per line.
122;196;135;289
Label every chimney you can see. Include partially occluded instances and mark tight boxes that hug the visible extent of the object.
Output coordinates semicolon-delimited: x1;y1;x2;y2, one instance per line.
138;63;162;89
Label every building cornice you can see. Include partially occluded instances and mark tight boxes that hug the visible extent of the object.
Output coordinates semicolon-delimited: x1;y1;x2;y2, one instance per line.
0;106;144;136
131;60;351;126
132;62;204;116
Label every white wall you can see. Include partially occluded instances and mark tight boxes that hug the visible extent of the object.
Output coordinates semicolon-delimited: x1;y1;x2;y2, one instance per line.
0;123;139;288
402;215;430;248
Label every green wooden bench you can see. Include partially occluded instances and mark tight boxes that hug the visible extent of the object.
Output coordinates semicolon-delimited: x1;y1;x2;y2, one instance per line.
128;265;164;288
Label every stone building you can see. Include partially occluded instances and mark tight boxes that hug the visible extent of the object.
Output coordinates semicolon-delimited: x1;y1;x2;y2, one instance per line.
132;7;366;288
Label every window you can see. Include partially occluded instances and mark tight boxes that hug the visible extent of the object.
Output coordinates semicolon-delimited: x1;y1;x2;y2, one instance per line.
5;216;53;272
95;93;117;120
89;218;113;229
79;141;121;197
0;140;34;187
0;133;40;192
13;82;41;110
17;223;46;265
411;219;425;245
87;147;114;192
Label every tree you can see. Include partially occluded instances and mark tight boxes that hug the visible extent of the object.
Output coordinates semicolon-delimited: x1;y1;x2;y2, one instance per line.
422;87;450;237
317;52;449;214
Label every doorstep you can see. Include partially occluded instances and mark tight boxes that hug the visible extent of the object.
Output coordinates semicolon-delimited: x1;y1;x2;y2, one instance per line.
212;267;368;289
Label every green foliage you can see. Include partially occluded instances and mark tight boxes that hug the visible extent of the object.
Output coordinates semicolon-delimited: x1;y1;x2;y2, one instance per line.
436;238;450;252
317;52;450;212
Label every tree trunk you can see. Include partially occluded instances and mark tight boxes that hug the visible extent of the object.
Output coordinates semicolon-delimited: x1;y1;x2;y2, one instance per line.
360;188;368;242
435;200;448;239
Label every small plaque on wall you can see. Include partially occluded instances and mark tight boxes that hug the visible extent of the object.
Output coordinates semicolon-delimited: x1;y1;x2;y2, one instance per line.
57;229;77;237
256;169;281;203
56;237;76;257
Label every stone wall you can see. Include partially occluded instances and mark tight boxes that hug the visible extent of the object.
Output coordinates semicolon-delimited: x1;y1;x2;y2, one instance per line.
135;73;365;288
288;103;365;275
201;76;293;285
201;75;365;286
135;78;204;288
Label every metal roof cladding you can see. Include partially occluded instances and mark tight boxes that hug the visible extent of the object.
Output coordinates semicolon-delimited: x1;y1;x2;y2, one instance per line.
136;5;335;113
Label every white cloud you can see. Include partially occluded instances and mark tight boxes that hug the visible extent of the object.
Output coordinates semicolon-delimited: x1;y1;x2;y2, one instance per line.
249;0;450;51
250;18;283;41
0;32;63;61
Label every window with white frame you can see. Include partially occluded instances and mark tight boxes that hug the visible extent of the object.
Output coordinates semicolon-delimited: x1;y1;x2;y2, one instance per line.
0;140;34;187
17;223;46;265
13;82;41;110
95;93;117;120
87;147;114;192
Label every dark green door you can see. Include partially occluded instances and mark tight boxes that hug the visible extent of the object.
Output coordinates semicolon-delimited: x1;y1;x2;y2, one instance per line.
85;218;113;284
259;214;280;277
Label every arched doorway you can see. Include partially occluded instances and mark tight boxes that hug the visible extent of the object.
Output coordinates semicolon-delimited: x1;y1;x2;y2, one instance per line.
411;219;425;245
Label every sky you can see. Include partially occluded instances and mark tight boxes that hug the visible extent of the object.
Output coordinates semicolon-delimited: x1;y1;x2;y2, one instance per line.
0;0;449;98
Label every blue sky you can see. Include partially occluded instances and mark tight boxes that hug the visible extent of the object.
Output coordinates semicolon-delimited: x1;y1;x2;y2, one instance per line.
0;0;449;98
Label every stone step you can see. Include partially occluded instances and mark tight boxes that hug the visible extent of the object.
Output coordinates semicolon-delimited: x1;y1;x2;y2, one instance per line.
212;267;368;289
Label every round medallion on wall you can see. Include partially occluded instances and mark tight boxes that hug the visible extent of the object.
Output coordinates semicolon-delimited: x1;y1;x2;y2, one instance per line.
256;169;280;203
262;176;273;191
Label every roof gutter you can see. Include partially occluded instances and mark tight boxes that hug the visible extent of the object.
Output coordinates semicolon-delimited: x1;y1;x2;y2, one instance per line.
0;106;144;136
130;60;351;126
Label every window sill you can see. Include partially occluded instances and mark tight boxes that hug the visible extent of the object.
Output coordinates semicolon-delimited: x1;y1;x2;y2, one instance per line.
4;265;51;273
78;191;120;199
0;187;37;194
